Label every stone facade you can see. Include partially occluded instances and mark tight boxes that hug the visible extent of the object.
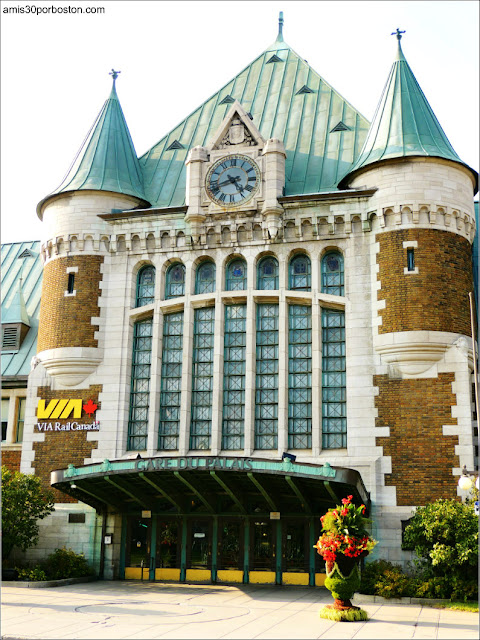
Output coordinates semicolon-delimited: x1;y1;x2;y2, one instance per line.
16;37;477;574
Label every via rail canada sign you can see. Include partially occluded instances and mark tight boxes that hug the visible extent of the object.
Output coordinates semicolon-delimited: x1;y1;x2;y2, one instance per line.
35;398;99;433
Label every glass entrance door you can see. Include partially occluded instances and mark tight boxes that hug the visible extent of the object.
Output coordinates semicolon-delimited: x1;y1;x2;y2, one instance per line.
218;520;243;569
251;520;276;572
125;516;151;580
283;520;309;573
186;519;212;576
155;518;182;581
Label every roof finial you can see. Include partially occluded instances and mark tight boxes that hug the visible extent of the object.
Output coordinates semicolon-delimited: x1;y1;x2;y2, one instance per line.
277;11;284;42
109;68;121;83
391;28;405;41
391;28;406;61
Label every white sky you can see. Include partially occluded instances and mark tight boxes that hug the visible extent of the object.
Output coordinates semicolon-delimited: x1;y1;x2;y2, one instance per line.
1;0;478;244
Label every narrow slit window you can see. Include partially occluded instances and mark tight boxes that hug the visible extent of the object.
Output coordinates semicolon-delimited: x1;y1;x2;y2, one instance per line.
407;248;415;272
67;273;75;293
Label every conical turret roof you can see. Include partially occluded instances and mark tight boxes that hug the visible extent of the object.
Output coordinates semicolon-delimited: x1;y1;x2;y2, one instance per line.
37;72;149;215
339;32;478;190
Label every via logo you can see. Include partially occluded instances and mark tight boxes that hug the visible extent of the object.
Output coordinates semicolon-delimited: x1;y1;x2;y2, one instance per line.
37;399;98;420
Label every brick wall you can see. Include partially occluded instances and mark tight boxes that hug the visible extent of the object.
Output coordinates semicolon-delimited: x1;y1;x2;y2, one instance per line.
2;449;21;471
32;385;100;502
37;255;103;352
377;229;473;335
374;374;459;506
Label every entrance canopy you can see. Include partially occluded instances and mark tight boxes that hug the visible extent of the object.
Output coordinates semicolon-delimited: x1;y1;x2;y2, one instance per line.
51;456;370;516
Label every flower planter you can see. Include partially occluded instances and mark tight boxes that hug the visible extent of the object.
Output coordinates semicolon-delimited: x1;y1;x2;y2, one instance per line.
315;496;375;622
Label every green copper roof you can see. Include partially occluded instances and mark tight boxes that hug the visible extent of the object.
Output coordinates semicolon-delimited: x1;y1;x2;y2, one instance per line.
140;36;370;207
38;76;148;214
339;34;476;187
1;241;42;377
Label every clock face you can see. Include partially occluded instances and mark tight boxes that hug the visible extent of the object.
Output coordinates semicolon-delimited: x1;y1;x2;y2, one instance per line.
206;154;260;206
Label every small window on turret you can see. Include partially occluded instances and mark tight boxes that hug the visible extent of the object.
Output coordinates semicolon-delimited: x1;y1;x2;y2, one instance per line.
67;273;75;294
407;248;415;272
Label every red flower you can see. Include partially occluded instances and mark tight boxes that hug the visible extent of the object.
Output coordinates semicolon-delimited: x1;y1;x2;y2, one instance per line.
340;508;348;516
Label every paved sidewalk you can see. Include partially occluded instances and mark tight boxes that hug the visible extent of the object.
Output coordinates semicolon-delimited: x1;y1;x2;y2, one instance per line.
1;581;478;639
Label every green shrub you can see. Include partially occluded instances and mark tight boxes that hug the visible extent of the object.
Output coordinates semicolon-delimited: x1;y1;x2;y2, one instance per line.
359;559;402;595
2;467;55;561
450;577;478;602
16;566;48;582
402;499;478;584
374;569;418;599
414;576;451;599
43;547;92;579
360;559;478;601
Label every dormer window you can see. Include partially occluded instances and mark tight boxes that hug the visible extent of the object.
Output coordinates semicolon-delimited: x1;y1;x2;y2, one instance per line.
1;324;29;352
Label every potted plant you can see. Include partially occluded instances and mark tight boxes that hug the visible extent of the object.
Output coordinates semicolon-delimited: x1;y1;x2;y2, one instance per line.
314;495;377;621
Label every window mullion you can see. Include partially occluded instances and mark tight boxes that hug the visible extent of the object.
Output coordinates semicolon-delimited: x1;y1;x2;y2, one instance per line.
210;298;224;454
312;303;321;455
277;298;288;454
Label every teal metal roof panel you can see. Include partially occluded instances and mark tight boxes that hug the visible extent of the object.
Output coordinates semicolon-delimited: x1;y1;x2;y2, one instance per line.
140;41;370;207
1;241;43;377
39;83;148;212
339;40;477;188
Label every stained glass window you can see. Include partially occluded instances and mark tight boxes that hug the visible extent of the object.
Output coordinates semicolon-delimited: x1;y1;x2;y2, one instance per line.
257;257;279;290
127;318;153;451
288;305;312;448
322;308;346;449
158;312;183;450
165;263;186;299
190;307;215;450
222;305;246;450
195;261;216;294
136;265;155;307
255;304;278;449
289;255;311;291
226;259;247;291
321;252;344;296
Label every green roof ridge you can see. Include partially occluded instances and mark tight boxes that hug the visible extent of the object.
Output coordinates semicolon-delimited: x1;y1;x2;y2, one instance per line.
339;34;477;188
38;73;149;213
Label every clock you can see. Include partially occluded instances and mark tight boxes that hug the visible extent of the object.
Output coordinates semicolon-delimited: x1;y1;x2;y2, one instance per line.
206;154;260;206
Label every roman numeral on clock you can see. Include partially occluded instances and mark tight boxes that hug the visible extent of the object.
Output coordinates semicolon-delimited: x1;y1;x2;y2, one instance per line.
218;193;226;202
245;184;253;192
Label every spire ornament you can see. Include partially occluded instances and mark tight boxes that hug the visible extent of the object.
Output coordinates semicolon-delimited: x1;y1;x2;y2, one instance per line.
391;28;406;41
277;11;284;42
109;68;121;84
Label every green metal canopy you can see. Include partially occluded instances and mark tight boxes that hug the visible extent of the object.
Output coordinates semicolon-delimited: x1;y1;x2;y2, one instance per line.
37;77;149;216
51;456;370;517
139;29;370;208
339;35;478;190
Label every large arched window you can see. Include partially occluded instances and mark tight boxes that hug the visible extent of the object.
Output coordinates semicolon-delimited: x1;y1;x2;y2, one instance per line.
225;258;247;291
136;265;155;307
165;263;186;299
257;256;279;290
195;261;216;295
289;254;311;291
321;251;344;296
